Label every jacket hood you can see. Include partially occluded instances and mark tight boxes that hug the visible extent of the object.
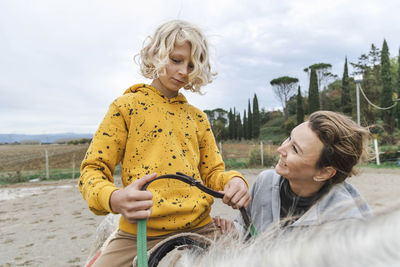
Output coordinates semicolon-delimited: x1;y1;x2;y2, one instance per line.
123;84;188;104
291;182;370;227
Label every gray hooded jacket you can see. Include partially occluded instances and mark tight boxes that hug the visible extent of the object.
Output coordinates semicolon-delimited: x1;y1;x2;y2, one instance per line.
236;169;372;233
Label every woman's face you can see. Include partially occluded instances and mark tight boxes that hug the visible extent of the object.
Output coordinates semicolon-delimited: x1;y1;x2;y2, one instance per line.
275;122;324;184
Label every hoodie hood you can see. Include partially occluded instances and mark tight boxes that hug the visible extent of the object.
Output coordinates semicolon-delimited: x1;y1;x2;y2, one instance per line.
123;84;188;104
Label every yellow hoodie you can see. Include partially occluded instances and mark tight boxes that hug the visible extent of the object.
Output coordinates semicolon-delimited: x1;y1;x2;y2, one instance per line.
79;84;246;236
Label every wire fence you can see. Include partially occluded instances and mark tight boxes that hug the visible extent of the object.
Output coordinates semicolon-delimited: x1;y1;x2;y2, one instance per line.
0;142;398;184
0;144;89;184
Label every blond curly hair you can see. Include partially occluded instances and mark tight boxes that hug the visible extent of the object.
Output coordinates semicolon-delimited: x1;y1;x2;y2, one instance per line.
136;20;216;93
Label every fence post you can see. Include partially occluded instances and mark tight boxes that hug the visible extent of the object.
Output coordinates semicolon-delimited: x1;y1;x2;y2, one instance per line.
45;149;49;179
219;142;223;158
374;138;380;165
260;141;264;167
72;154;75;179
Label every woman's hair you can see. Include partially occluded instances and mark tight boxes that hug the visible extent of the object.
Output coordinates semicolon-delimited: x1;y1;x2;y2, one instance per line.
308;110;371;185
137;20;216;93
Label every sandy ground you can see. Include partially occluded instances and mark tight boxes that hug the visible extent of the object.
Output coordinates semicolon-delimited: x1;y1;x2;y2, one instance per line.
1;168;399;267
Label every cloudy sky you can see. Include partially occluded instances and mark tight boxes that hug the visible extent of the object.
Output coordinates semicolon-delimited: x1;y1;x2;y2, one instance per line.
1;0;400;134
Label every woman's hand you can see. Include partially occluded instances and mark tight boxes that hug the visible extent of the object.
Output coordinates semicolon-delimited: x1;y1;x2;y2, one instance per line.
213;216;236;234
221;177;251;209
109;173;157;224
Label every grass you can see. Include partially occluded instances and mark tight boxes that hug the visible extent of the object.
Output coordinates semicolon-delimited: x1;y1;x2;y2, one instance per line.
224;158;248;169
259;127;286;145
361;161;400;169
0;164;123;185
366;143;400;168
0;168;81;185
379;144;400;152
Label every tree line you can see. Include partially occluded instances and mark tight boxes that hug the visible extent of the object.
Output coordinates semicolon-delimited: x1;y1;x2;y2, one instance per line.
205;39;400;144
204;94;261;141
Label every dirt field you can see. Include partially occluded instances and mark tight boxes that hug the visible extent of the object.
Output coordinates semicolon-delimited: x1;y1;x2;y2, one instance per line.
0;144;89;172
0;168;399;267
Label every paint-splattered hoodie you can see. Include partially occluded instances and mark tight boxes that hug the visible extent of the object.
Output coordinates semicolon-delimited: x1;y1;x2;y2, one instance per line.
79;84;246;236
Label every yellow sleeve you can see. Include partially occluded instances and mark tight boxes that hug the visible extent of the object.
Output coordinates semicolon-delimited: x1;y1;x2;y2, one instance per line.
79;101;128;215
198;117;248;191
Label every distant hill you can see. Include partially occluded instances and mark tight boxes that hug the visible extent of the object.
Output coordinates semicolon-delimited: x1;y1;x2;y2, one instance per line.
0;133;93;144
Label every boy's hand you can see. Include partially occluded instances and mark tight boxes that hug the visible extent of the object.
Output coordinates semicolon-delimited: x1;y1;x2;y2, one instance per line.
109;173;157;224
221;177;250;209
213;216;236;234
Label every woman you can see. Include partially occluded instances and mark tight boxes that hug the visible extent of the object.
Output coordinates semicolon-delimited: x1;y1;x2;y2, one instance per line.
215;110;372;234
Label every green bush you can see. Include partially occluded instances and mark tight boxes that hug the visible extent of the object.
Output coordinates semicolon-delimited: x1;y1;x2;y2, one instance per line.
225;158;248;169
379;144;400;152
379;151;400;163
0;170;29;184
47;170;81;180
283;117;296;135
263;152;279;167
260;127;286;145
247;149;278;168
267;116;286;127
379;132;398;145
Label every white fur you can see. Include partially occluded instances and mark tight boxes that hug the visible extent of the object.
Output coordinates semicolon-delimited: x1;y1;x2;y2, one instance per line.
177;208;400;267
86;208;400;267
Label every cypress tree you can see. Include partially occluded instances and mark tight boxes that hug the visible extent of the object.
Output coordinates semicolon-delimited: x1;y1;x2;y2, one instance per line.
296;86;304;124
233;108;237;140
228;108;234;139
243;110;248;140
380;39;394;133
252;94;260;139
308;68;320;113
304;63;334;109
248;99;253;139
236;113;242;140
341;57;352;115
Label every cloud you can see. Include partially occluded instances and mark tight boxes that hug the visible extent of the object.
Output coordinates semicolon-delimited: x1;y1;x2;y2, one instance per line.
1;0;400;134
